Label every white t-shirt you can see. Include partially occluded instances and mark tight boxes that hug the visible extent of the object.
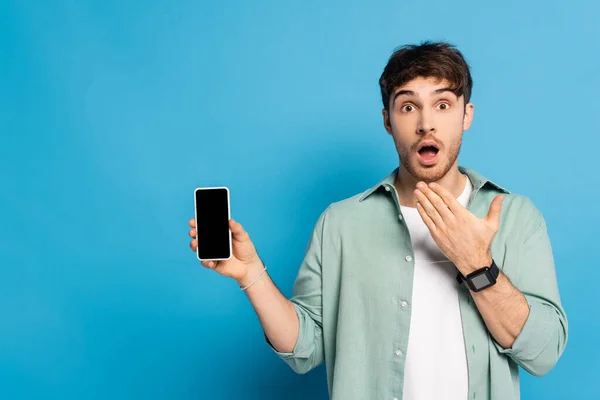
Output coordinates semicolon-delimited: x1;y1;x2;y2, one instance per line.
400;176;473;400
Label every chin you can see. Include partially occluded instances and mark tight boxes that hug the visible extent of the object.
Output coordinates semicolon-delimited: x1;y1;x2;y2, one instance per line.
405;160;451;183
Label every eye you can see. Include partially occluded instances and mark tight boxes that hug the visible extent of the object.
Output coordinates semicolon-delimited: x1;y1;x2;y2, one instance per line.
437;102;451;110
401;104;416;113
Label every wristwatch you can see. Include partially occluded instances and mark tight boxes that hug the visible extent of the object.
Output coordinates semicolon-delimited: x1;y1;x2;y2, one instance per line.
456;259;499;292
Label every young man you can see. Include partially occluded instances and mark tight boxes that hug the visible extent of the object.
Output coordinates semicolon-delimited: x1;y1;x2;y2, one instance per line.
188;41;568;400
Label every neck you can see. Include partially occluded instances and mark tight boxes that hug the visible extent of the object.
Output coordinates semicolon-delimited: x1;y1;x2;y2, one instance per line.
394;163;466;208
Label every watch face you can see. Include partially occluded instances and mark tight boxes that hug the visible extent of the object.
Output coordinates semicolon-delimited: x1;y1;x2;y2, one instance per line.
470;272;492;290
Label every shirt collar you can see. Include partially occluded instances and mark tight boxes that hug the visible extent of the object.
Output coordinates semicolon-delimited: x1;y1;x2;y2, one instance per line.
358;165;510;202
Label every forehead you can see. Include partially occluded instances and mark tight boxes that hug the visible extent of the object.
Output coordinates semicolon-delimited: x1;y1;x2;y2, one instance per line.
393;76;456;97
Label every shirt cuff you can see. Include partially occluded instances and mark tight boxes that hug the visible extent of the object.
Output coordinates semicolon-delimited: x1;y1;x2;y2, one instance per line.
264;302;320;360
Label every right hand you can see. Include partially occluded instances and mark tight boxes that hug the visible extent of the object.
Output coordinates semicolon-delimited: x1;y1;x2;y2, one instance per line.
188;218;263;284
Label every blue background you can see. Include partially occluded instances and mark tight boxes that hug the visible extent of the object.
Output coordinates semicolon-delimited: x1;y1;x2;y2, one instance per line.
1;0;598;399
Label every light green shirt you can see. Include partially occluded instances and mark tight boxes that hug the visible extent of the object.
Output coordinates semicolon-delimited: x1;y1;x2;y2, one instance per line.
268;165;568;400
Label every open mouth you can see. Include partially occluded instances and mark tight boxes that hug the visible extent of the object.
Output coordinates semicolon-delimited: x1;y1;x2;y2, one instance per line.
416;142;440;166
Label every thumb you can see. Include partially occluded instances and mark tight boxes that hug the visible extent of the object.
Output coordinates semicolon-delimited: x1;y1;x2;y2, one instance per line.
229;218;250;242
485;195;505;229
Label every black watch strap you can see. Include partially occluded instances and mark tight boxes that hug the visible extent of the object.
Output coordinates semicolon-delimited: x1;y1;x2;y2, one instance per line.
489;260;499;279
456;259;499;288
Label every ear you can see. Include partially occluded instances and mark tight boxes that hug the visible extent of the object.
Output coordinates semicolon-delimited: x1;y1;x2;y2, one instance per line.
462;102;474;131
382;108;393;136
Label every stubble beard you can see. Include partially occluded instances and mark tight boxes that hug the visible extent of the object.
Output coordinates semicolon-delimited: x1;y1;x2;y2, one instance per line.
399;136;463;183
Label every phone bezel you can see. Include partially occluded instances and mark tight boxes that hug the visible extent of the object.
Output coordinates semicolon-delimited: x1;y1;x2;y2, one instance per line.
193;186;232;261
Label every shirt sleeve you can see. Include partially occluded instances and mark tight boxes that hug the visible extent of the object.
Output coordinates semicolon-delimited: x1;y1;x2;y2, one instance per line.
265;208;328;374
492;199;568;377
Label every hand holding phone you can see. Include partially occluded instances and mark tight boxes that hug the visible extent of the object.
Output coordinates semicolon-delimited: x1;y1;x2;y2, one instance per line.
189;187;263;283
189;188;300;354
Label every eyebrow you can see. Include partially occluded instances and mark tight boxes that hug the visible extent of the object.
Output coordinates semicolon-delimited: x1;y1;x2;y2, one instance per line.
392;87;456;105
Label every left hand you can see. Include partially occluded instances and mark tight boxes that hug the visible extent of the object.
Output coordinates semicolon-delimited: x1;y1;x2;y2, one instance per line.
413;181;505;275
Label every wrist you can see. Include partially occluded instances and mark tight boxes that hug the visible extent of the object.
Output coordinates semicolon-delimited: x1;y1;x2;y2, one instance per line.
457;258;500;293
236;262;266;287
459;252;493;276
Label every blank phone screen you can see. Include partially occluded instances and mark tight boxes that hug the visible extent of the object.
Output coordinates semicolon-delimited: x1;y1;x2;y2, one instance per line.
195;188;231;260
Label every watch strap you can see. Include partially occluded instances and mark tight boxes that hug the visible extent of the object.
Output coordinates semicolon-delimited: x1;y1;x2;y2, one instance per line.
488;260;500;280
456;259;499;285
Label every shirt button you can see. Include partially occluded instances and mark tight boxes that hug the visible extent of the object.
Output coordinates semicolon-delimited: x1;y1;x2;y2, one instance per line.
398;214;403;220
395;350;403;356
393;398;399;400
401;301;408;308
384;186;391;192
405;255;412;262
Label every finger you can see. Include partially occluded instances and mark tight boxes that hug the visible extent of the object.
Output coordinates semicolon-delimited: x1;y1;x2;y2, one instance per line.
485;195;505;230
190;239;198;251
414;188;445;229
189;228;196;238
200;260;216;269
416;183;454;221
416;201;438;234
229;219;250;241
188;218;196;228
428;182;464;214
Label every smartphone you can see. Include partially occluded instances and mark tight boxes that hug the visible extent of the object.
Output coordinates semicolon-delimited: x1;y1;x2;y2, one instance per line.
193;186;232;261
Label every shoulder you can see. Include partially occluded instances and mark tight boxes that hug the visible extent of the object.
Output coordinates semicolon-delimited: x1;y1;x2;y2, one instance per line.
501;192;545;225
310;188;382;235
487;187;547;241
322;189;380;220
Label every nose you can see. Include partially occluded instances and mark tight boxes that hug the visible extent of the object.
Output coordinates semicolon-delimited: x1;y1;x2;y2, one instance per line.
417;109;435;135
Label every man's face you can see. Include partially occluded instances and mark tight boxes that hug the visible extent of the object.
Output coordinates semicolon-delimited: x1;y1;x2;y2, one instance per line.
382;76;474;183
